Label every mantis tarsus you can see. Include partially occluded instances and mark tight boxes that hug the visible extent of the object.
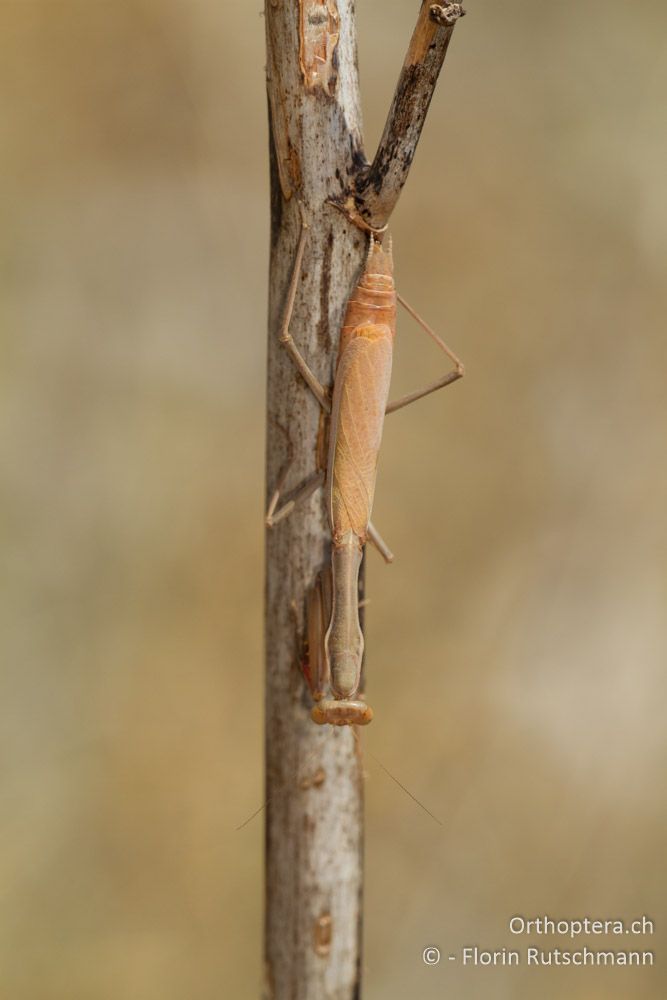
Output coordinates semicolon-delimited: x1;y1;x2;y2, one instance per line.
267;205;464;726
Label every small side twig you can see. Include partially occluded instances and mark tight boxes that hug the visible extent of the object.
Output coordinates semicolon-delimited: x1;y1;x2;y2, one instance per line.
340;0;465;231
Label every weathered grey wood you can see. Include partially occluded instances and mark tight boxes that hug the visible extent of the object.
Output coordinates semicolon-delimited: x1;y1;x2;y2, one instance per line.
263;2;465;997
264;3;367;997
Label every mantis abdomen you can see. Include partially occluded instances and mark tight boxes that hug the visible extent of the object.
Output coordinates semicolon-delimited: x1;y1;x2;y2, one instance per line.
324;534;364;697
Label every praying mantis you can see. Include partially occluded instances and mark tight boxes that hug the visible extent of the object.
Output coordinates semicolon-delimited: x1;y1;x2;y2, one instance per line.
266;205;463;726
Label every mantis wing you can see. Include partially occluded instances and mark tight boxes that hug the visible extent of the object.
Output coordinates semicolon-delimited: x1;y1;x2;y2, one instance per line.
327;324;393;540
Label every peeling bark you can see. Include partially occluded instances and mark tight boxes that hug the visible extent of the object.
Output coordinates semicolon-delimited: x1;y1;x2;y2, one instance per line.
299;0;340;94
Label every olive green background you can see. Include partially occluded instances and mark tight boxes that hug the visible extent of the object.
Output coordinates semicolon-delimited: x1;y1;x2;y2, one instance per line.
2;2;665;998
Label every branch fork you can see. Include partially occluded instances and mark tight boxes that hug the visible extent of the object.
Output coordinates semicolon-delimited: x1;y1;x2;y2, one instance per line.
330;0;466;233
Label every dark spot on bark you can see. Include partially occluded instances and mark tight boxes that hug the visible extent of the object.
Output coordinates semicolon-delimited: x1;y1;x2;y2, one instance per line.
267;101;283;246
303;813;316;834
317;232;334;355
349;134;368;173
352;948;363;1000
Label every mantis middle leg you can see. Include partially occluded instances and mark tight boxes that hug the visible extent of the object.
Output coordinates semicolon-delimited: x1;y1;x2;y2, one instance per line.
385;292;465;414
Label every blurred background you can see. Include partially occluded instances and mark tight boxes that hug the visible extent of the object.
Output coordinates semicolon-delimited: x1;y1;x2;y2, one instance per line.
1;1;666;998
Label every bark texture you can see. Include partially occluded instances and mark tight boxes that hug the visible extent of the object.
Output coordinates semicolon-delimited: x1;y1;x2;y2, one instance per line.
264;3;463;997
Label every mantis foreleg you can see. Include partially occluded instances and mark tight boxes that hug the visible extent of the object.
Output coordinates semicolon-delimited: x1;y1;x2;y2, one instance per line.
277;204;331;412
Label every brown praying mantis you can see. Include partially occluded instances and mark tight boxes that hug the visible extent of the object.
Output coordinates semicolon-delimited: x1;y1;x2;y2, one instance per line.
267;205;464;726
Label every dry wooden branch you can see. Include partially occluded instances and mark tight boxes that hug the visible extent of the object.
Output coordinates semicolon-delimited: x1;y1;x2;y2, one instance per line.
333;1;464;232
263;2;464;997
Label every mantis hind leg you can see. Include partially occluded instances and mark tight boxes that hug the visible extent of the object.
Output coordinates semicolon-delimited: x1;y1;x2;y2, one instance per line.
367;521;394;563
265;418;325;527
266;469;325;527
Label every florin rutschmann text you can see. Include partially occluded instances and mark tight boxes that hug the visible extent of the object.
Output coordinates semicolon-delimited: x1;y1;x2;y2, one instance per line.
423;915;655;969
460;946;653;967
